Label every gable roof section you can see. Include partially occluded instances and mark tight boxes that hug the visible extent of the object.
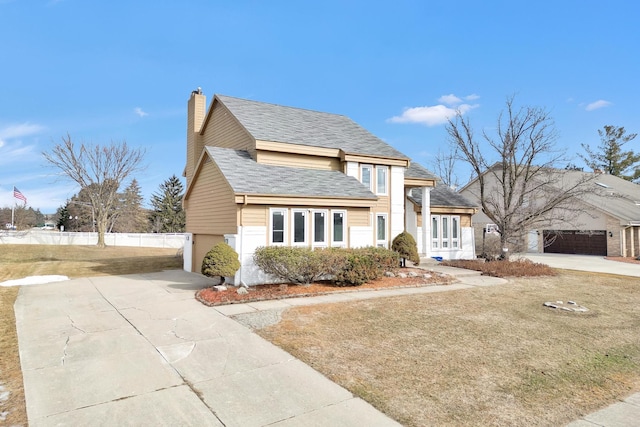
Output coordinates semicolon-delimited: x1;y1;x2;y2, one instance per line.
563;170;640;223
216;95;409;161
205;146;377;201
460;166;640;223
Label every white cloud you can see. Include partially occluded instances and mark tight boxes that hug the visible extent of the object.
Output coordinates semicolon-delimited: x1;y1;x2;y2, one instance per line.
438;94;463;106
0;123;44;138
389;94;480;126
134;107;148;117
0;122;44;144
585;100;612;111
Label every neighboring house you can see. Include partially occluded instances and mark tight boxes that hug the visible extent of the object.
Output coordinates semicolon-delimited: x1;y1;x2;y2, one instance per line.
460;168;640;257
183;90;477;285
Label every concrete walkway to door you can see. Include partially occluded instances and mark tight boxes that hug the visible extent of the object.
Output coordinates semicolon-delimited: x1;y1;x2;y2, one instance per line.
523;253;640;277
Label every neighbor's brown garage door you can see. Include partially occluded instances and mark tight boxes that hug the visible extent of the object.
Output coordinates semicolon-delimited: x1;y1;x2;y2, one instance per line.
543;230;607;256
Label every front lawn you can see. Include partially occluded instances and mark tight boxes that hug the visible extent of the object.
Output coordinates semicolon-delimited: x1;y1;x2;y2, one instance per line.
258;270;640;426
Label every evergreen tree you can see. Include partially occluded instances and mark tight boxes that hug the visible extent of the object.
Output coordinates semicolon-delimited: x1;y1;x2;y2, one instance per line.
149;175;185;233
56;202;71;231
111;179;148;232
579;125;639;181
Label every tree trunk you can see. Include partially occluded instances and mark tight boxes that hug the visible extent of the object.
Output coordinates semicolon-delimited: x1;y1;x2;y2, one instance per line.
219;276;226;285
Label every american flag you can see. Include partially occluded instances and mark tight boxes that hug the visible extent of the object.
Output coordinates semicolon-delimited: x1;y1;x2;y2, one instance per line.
13;186;27;204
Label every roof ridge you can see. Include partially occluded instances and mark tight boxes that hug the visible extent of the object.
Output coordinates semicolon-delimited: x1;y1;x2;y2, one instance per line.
215;94;348;119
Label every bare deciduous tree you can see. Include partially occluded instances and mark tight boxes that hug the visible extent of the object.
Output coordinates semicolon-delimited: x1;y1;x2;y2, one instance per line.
430;147;461;189
43;135;145;247
447;96;598;259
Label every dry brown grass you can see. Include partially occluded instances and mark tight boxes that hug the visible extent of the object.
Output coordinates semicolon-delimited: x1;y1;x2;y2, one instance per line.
442;258;557;277
258;270;640;426
0;244;183;426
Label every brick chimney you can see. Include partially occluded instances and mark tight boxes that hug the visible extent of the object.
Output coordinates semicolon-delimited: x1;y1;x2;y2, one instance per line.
186;88;206;187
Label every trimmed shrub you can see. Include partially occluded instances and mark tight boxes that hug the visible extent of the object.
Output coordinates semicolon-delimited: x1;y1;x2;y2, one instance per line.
201;242;241;285
392;231;420;266
253;246;345;285
333;247;400;286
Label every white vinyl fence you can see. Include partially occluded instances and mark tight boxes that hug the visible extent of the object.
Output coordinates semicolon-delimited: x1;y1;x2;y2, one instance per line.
0;230;186;249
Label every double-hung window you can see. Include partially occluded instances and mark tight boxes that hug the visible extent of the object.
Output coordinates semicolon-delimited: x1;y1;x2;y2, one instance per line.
312;210;328;247
270;209;287;245
361;165;373;191
292;209;307;245
331;210;346;246
376;213;387;247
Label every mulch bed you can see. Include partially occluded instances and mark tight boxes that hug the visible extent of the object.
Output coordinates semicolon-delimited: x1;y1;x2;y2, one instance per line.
196;268;453;306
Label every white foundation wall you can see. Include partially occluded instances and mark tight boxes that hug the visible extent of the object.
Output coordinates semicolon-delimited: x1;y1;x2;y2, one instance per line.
417;226;475;260
225;226;287;286
350;226;374;248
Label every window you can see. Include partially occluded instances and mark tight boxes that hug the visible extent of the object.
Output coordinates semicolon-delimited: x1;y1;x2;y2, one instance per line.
376;214;387;247
432;216;439;249
292;210;307;245
442;216;449;248
312;210;327;246
376;166;388;195
270;209;287;245
452;217;459;248
332;210;346;245
431;215;461;250
361;165;373;191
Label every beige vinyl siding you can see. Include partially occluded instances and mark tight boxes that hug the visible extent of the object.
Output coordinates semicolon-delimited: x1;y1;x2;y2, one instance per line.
348;208;370;227
372;195;390;213
186;161;238;234
192;234;225;273
256;150;342;171
240;205;268;226
202;101;255;153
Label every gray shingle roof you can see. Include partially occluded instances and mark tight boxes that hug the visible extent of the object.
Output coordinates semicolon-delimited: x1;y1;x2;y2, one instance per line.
205;146;378;200
216;95;409;160
406;161;438;180
561;170;640;223
410;183;477;208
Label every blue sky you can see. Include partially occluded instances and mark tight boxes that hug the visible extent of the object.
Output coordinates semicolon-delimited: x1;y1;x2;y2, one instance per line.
1;0;638;212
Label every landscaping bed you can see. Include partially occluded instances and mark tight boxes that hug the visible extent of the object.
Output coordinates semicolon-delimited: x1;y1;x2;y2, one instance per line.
196;268;452;306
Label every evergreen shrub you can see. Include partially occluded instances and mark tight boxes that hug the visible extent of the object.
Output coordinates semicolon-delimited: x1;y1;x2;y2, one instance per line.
201;242;241;285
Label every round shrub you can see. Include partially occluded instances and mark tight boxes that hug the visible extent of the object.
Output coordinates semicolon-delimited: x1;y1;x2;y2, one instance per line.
392;231;420;266
253;246;345;285
201;242;240;285
333;247;400;286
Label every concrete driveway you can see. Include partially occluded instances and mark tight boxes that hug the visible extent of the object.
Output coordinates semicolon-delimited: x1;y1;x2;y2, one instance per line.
15;270;400;426
523;253;640;277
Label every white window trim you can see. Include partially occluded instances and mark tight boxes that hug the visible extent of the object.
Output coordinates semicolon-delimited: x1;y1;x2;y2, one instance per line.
291;209;308;246
431;215;439;249
431;214;461;250
311;209;328;247
451;216;460;248
376;213;388;248
331;209;347;247
375;166;388;195
269;208;287;246
361;164;373;192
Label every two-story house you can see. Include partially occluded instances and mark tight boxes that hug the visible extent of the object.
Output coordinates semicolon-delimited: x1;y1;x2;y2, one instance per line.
183;89;476;285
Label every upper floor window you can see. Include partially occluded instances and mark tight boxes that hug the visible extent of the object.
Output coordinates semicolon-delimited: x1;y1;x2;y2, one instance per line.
376;166;388;195
361;165;373;191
